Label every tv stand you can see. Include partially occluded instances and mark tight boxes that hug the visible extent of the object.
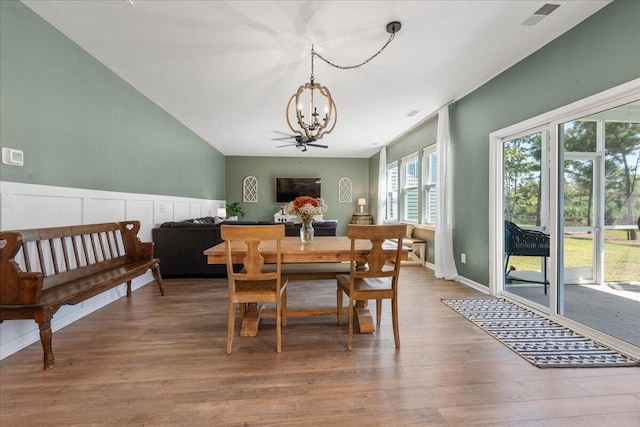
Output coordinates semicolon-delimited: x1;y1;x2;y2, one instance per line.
273;213;323;223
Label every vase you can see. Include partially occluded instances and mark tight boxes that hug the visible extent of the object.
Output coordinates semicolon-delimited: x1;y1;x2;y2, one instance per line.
300;218;314;243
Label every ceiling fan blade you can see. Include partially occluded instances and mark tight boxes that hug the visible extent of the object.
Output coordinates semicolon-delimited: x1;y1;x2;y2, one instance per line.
276;143;296;148
306;143;328;148
271;136;295;141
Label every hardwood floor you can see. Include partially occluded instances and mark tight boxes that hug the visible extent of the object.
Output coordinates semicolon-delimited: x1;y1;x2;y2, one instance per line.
2;265;639;426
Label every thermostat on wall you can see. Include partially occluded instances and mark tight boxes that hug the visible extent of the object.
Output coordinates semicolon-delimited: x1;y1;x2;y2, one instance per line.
2;148;24;166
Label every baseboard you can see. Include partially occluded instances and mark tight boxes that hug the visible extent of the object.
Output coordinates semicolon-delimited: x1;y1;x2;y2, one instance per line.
454;275;491;295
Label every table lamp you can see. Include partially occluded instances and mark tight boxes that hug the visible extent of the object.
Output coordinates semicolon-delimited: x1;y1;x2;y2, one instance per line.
357;198;366;214
216;207;227;218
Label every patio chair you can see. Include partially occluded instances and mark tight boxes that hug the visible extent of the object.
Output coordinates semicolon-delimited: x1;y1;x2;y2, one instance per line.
504;220;550;294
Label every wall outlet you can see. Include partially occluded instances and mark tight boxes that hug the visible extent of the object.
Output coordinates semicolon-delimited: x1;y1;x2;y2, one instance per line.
461;253;466;264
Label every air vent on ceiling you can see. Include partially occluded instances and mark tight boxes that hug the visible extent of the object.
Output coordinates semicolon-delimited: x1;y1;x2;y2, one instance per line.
534;3;561;16
522;3;561;26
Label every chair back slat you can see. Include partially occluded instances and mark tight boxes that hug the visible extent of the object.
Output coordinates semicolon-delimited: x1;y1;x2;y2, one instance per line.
90;233;100;262
98;232;109;260
347;224;405;279
221;224;285;283
71;235;81;267
49;239;60;274
106;230;118;258
5;223;130;285
36;240;47;276
60;237;71;271
21;241;31;271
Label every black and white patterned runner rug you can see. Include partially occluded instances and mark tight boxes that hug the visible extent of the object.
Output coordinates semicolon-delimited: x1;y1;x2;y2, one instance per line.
442;298;639;368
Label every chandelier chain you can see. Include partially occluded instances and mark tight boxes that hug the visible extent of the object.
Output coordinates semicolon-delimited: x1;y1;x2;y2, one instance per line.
312;32;396;71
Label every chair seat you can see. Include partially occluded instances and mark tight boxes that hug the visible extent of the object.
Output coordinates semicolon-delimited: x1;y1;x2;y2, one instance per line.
263;262;350;280
233;278;288;302
337;274;393;293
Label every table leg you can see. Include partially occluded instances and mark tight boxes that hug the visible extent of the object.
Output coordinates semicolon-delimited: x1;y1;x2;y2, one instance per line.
354;300;375;334
240;303;263;337
353;260;375;334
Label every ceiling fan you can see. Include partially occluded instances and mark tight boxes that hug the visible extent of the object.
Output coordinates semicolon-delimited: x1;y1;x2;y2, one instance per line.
272;131;328;151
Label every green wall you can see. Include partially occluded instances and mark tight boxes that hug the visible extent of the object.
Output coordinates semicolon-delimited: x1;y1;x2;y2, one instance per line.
225;156;369;235
449;0;640;285
0;1;225;199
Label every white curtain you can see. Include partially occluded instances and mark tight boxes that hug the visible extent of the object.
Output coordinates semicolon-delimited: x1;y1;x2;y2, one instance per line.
434;106;459;279
377;146;386;224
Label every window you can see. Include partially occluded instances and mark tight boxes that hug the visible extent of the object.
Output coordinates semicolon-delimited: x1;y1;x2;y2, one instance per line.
402;153;419;222
386;162;398;220
422;146;437;225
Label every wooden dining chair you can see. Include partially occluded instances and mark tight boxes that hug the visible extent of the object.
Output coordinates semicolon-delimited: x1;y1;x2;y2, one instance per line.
221;224;288;354
336;224;406;350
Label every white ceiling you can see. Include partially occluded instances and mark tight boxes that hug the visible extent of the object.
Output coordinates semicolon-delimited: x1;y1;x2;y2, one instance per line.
22;0;611;158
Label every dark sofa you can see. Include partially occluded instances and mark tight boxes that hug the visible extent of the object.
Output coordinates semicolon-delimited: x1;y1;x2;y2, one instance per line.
152;217;338;278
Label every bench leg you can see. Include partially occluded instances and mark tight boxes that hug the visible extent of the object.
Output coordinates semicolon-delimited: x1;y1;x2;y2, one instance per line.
38;320;55;370
126;280;132;298
151;264;165;296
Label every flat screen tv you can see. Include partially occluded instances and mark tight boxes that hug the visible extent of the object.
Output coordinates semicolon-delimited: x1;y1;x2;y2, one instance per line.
275;177;321;203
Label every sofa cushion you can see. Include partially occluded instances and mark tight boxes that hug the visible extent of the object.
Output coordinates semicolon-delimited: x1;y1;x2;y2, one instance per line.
160;221;218;228
221;220;259;225
312;220;338;228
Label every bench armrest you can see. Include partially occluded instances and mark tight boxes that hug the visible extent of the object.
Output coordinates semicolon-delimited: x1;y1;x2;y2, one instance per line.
119;221;154;262
1;232;44;304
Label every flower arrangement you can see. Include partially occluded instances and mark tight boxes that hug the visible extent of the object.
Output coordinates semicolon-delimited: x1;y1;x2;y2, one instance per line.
285;196;327;223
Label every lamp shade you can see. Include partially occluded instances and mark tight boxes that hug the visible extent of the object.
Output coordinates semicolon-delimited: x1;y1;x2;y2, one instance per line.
216;208;227;217
357;198;366;206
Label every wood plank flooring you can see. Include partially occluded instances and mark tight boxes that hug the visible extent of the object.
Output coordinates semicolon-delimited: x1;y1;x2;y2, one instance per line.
1;265;639;426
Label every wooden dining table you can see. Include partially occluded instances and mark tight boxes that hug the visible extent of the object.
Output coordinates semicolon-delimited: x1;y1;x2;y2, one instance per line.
204;236;408;336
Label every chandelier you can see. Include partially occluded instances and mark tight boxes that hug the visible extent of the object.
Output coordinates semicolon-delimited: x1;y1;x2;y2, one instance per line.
286;21;401;143
286;47;336;142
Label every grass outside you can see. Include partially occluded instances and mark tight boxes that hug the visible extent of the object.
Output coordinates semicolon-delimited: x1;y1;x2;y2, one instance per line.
507;231;640;283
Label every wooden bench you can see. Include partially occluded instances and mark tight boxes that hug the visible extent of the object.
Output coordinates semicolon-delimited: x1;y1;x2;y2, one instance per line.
0;221;164;369
394;225;425;265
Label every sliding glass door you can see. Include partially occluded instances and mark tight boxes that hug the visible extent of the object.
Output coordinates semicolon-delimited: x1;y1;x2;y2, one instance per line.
502;129;550;309
492;85;639;353
558;104;639;347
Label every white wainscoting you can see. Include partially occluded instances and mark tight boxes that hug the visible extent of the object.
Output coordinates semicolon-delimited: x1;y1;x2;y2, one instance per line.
0;181;223;360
